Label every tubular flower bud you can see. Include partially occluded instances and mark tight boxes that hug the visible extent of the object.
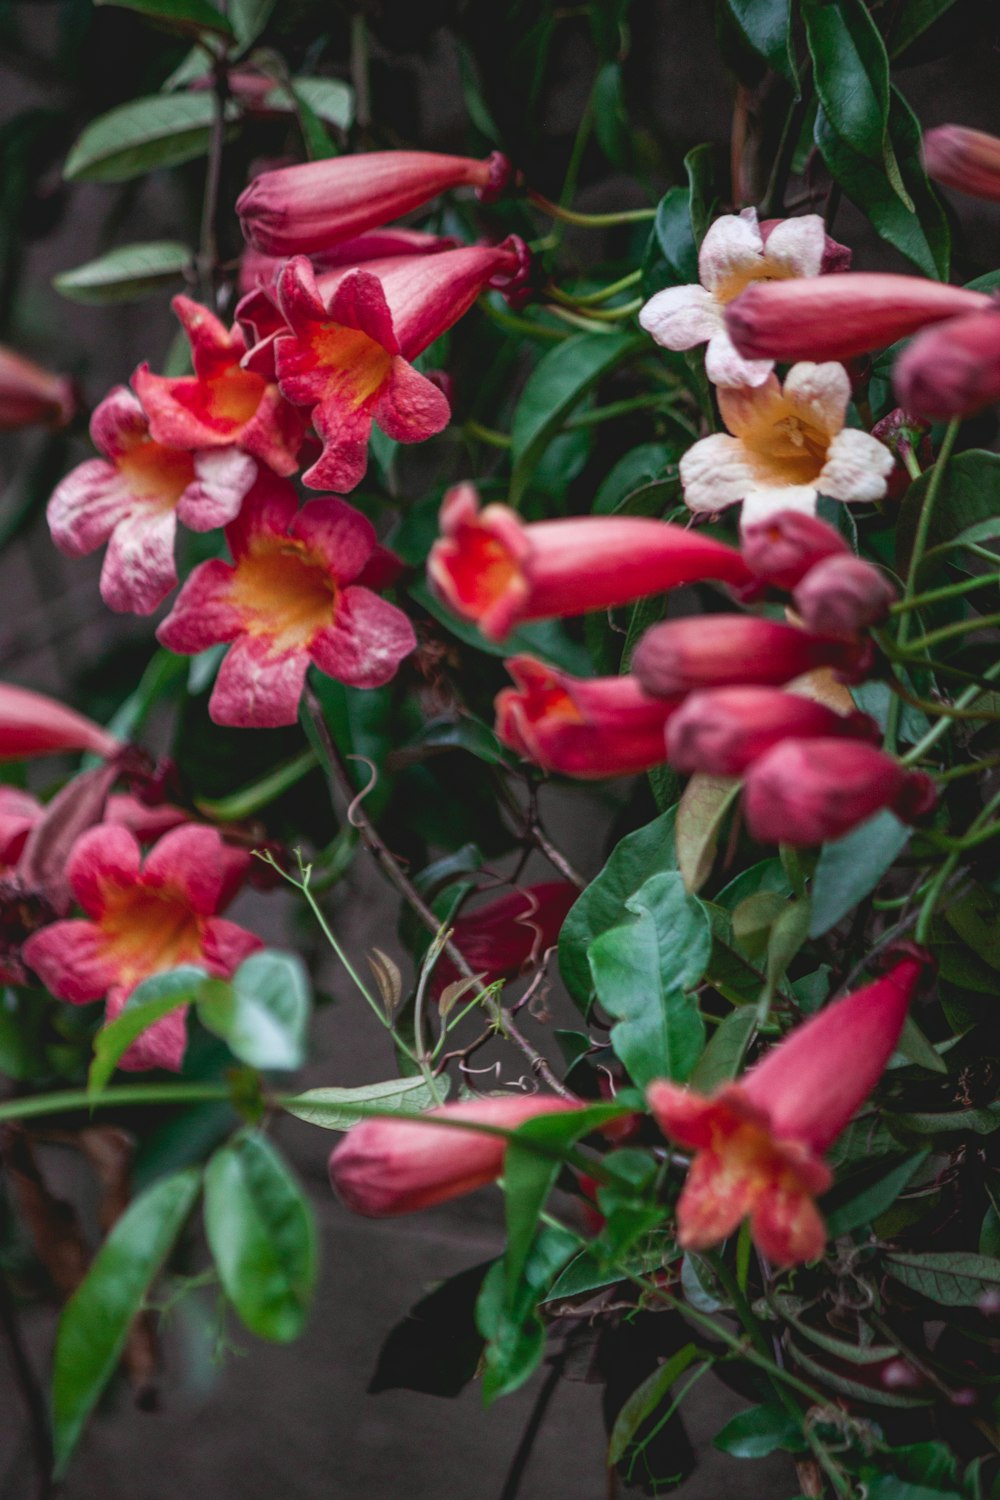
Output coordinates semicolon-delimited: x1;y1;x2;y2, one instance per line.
328;1095;578;1217
431;882;578;1000
0;682;120;761
496;655;680;778
238;149;515;255
893;307;1000;421
740;510;850;591
665;687;878;777
743;738;937;847
647;953;925;1265
0;345;75;431
725;273;991;364
792;554;897;636
679;363;894;527
639;207;848;389
922;125;1000;203
22;824;262;1072
428;484;753;642
632;616;872;699
157;471;415;728
237;228;459;295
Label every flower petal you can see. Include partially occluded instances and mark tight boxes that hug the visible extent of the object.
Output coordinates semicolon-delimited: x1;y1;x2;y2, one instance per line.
818;428;894;503
209;635;309;727
47;460;135;557
104;988;189;1072
783;361;850;437
751;1179;828;1266
224;469;299;560
676;1148;760;1250
141;824;228;914
740;484;818;528
68;823;142;916
680;433;755;514
309;585;416;688
99;504;178;615
638;284;720;351
90;386;148;461
177;449;257;531
157;559;242;654
716;374;783;437
200;917;264;976
301;395;377;493
375;357;451;443
697;209;763;295
288;497;376;585
704;329;774;389
758;214;826;279
22;919;116;1003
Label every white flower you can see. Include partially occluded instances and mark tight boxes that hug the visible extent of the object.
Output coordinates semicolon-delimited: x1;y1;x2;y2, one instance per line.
679;362;894;528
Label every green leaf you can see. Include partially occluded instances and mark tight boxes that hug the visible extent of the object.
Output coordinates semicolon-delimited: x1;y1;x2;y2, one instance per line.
592;62;632;169
89;966;208;1097
675;773;740;892
197;950;310;1072
689;1006;756;1091
823;1152;929;1237
52;1168;201;1474
809;809;911;937
884;1250;1000;1306
714;1403;802;1458
476;1224;577;1402
896;450;1000;575
54;240;192;304
409;577;591;677
803;0;889;161
194;746;318;820
229;0;276;49
265;76;354;130
866;1479;962;1500
588;872;709;1087
203;1132;316;1341
509;333;642;505
723;0;794;83
593;443;679;515
559;808;677;1007
607;1345;700;1465
95;0;234;39
64;94;237;183
280;1076;441;1129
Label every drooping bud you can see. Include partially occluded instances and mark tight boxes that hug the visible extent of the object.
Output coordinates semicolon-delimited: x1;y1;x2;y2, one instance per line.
922;124;1000;203
0;345;76;431
740;510;851;591
632;616;872;699
893;307;1000;421
665;687;878;777
792;555;897;636
0;682;120;761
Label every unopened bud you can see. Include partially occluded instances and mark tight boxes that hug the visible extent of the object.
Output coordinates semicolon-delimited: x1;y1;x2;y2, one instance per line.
741;511;850;592
793;555;897;636
923;124;1000;203
894;307;1000;421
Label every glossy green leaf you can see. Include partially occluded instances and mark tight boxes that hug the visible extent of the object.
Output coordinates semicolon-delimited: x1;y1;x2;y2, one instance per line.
608;1344;699;1465
54;240;192;304
204;1132;316;1341
803;0;889;161
689;1006;756;1091
64;94;238;183
823;1152;929;1238
809;809;911;937
592;62;632;169
723;0;795;82
281;1076;442;1129
476;1224;577;1403
896;450;1000;574
52;1168;201;1474
714;1403;802;1458
884;1250;1000;1306
197;949;310;1072
593;443;678;515
264;76;355;130
95;0;234;38
588;872;710;1087
89;966;208;1097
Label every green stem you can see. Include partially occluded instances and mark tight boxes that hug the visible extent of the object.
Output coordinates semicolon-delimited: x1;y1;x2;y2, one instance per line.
901;609;1000;655
480;298;569;342
464;418;512;448
901;657;1000;765
890;571;998;615
546;269;642;307
0;1083;233;1124
564;393;671;430
527;189;657;227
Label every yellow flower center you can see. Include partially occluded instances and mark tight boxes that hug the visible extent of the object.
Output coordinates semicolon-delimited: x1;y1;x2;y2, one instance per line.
118;440;196;507
229;541;336;650
99;886;204;987
311;324;394;409
714;259;798;306
743;404;831;486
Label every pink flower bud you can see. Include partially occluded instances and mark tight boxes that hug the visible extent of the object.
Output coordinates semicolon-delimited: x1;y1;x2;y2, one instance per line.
665;687;878;776
740;511;851;591
893;307;1000;421
0;682;120;761
725;273;990;363
792;555;897;636
0;345;75;431
922;124;1000;203
742;738;937;846
632;616;872;699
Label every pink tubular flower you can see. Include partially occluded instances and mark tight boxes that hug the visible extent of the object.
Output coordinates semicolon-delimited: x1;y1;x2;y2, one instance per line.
328;1094;577;1217
156;471;415;728
922;125;1000;203
271;241;529;491
893;307;1000;421
428;484;753;642
132;296;305;475
47;387;256;615
21;823;262;1072
647;953;925;1265
496;655;679;778
639;207;849;388
0;345;75;430
743;738;937;846
632;616;872;699
237;149;515;255
725;273;991;364
431;881;578;999
0;682;120;761
238;228;459;296
665;687;878;777
792;554;897;636
740;510;851;592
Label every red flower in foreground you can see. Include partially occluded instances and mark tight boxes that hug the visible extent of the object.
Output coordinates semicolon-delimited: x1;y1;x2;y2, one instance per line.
47;387;256;615
0;682;120;761
22;824;262;1071
893;307;1000;421
432;881;577;999
0;344;75;431
496;655;679;778
740;511;850;592
742;738;937;847
665;687;878;777
133;296;305;476
648;954;925;1264
429;484;752;642
922;124;1000;203
237;149;515;255
157;471;415;727
632;616;872;699
328;1094;577;1217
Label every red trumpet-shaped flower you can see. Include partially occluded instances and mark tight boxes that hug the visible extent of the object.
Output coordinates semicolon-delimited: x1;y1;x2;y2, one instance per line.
431;881;578;999
648;952;925;1265
893;307;1000;421
792;554;897;636
922;124;1000;203
237;149;515;255
132;296;305;475
47;387;256;615
0;345;75;431
237;228;459;297
740;510;850;592
724;273;990;364
429;484;753;643
743;738;937;847
271;242;529;491
328;1094;576;1217
665;687;878;777
156;471;415;728
22;823;262;1072
632;616;872;699
496;655;679;778
0;682;120;761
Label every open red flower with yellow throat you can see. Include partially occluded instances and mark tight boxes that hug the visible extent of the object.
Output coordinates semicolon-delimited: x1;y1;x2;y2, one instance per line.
156;471;415;727
22;823;263;1072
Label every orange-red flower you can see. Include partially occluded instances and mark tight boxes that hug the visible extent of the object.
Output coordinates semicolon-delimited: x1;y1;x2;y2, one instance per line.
648;953;925;1264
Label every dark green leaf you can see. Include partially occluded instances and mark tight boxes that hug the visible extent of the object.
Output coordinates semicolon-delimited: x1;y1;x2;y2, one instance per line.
592;63;632;169
714;1403;802;1458
866;1480;962;1500
95;0;234;39
280;1076;440;1129
593;443;677;515
723;0;794;82
204;1132;317;1341
791;1341;932;1406
198;949;310;1072
89;966;207;1096
368;1260;492;1397
545;1239;673;1302
229;0;276;49
809;809;911;937
884;1250;1000;1305
194;746;318;821
409;578;591;676
394;714;508;767
54;240;192;304
896;450;1000;575
824;1152;929;1238
689;1006;756;1091
803;0;889;161
64;94;238;183
608;1345;700;1465
52;1168;201;1474
476;1225;577;1402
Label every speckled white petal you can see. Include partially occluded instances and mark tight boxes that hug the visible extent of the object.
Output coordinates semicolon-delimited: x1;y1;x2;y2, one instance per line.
740;484;818;528
818;428;894;503
639;284;720;350
783;361;851;436
759;215;826;278
705;329;775;389
698;210;763;295
679;433;754;514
